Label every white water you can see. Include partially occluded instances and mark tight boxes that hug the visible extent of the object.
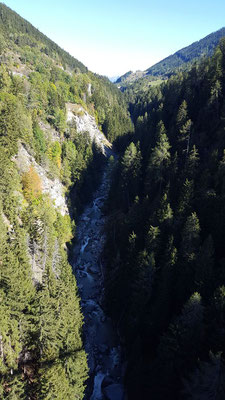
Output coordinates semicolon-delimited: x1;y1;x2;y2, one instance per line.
90;372;105;400
81;237;90;253
72;161;125;399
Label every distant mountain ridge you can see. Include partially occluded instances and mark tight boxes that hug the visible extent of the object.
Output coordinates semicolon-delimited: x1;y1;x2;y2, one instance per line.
147;27;225;76
116;70;145;85
108;75;120;82
116;27;225;87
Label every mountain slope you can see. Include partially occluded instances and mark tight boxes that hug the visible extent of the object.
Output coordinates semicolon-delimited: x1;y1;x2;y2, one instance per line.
116;27;225;90
0;3;87;72
0;2;132;143
147;27;225;77
0;3;133;399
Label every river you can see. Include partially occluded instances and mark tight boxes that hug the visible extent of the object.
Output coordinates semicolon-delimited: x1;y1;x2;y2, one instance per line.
72;157;125;400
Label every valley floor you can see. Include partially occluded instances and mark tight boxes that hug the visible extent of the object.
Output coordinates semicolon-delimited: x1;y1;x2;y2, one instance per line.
72;156;125;400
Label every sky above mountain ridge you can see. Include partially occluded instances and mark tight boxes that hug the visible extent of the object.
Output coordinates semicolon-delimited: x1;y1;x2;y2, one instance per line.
2;0;225;76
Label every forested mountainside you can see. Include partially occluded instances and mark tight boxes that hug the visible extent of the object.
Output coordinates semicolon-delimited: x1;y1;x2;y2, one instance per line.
0;3;87;72
146;27;225;77
116;27;225;91
0;3;132;143
104;38;225;399
0;3;132;399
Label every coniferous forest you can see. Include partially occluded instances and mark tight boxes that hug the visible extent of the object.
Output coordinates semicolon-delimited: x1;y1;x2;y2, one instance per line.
1;2;225;400
105;38;225;399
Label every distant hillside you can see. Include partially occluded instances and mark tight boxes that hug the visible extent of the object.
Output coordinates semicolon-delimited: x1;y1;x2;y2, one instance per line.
116;27;225;90
147;27;225;76
116;70;147;88
116;70;135;83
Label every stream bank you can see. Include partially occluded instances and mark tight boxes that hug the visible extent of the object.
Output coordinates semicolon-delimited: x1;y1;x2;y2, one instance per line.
72;156;125;400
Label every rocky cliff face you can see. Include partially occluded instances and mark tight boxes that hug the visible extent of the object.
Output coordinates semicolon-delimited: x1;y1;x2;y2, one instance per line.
14;144;68;216
12;143;67;284
66;103;112;155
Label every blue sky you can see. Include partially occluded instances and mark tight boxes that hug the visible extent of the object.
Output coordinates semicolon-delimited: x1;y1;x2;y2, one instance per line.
2;0;225;76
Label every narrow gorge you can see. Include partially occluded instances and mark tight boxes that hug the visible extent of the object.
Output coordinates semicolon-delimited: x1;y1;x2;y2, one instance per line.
2;3;225;400
72;153;125;400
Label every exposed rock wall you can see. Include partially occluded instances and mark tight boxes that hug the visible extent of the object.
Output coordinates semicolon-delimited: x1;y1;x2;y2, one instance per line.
14;144;68;216
66;103;112;155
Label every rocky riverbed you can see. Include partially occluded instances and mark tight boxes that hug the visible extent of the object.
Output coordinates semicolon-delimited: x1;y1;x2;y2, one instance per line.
72;160;125;400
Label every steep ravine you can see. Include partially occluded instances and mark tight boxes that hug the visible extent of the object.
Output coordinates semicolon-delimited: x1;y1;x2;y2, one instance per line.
72;156;125;400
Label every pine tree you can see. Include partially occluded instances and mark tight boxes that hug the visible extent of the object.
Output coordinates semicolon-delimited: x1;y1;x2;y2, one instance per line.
156;293;204;398
182;353;225;400
195;235;214;297
121;142;142;209
157;192;173;225
176;100;192;155
146;124;171;194
181;212;200;261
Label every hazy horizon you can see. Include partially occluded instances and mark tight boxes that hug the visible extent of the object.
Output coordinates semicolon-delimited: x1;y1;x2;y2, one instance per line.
2;0;225;76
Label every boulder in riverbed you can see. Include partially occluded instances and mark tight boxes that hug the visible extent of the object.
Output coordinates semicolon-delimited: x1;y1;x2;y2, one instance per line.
88;266;98;274
102;383;125;400
101;375;114;389
82;216;90;222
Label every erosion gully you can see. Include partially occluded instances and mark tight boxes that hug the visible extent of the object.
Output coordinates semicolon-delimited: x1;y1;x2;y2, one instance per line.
72;152;125;400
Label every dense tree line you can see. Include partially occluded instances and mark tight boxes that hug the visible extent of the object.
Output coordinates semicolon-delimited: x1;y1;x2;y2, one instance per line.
104;38;225;399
